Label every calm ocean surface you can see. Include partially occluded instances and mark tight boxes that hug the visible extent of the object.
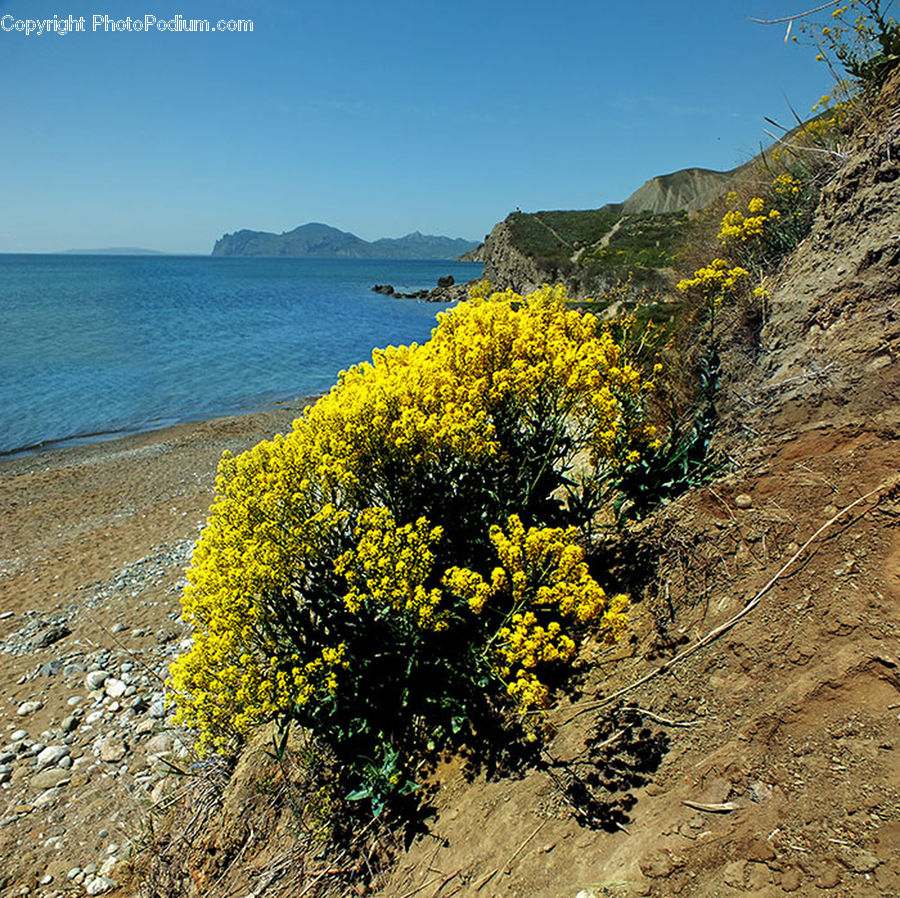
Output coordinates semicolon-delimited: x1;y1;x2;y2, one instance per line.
0;254;483;456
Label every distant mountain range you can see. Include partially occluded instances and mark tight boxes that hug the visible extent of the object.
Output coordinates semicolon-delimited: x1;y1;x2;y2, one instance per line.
211;223;480;260
62;247;164;255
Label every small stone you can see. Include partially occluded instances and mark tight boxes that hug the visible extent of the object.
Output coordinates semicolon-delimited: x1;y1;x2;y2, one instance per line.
0;750;15;764
104;678;127;699
66;867;82;880
640;850;677;878
61;715;78;734
85;670;109;691
17;700;43;716
29;767;71;790
735;493;753;509
814;865;841;889
844;849;879;874
84;875;117;895
10;730;28;743
39;875;53;885
724;860;747;888
746;837;776;862
67;695;83;706
148;700;166;719
99;739;127;762
111;623;126;633
35;745;69;771
146;733;175;755
130;696;149;713
780;868;802;892
0;768;11;785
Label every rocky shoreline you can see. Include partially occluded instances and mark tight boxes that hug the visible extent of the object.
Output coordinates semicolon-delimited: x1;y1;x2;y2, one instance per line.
0;403;308;896
371;274;471;303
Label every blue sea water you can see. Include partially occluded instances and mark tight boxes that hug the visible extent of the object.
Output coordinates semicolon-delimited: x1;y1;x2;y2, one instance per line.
0;254;483;456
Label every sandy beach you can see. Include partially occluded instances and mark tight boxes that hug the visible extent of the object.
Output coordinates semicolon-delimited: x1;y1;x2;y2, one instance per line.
0;402;311;624
0;400;313;891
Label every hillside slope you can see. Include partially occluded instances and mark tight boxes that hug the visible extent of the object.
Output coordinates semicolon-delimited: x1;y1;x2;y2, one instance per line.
370;69;900;898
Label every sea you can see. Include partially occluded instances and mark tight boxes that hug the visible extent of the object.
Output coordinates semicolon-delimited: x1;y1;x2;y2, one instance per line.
0;254;483;457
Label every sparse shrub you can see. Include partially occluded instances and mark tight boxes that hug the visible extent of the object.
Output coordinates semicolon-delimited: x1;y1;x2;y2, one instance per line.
169;282;661;814
802;0;900;91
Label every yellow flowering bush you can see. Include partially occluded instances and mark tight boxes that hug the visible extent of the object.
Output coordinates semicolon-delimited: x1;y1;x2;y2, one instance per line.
170;282;656;810
678;167;820;325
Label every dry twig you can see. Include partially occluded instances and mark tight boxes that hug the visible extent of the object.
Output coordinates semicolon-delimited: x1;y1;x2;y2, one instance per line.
562;475;900;724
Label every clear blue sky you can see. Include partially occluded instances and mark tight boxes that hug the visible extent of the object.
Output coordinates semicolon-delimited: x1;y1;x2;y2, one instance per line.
0;0;835;254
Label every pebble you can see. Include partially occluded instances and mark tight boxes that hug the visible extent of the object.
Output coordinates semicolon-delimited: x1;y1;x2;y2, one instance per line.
35;746;69;771
10;729;28;742
16;700;43;716
734;493;753;509
85;670;109;691
104;678;127;699
29;767;71;791
61;715;79;734
84;875;117;895
98;739;127;763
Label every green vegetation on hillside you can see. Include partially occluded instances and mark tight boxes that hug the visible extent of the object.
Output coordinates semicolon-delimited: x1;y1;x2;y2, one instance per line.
581;211;688;273
505;206;622;263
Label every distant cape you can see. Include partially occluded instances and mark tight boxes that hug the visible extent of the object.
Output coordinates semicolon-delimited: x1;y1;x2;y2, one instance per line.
211;223;479;260
62;247;164;255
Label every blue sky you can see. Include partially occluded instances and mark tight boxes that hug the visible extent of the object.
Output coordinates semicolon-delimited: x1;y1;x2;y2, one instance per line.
0;0;835;254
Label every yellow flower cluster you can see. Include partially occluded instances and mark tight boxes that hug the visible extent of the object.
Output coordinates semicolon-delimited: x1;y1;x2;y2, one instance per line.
676;258;750;306
444;515;627;716
335;507;446;630
717;197;781;245
772;173;802;197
